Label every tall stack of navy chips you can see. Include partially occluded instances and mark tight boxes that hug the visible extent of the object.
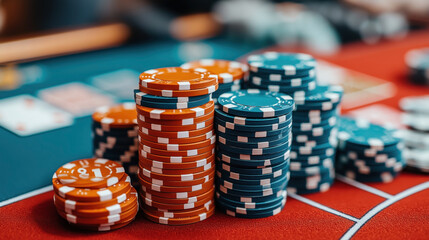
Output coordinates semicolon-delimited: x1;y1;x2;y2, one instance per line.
247;52;343;194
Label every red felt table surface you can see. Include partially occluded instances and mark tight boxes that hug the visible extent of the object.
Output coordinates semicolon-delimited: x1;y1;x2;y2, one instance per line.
2;31;429;239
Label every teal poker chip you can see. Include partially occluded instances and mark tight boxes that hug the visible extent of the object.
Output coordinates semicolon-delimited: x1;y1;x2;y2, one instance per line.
215;108;291;126
217;130;290;143
216;191;286;209
216;169;289;185
287;177;334;195
290;145;335;159
134;89;209;103
336;167;400;183
216;173;288;191
216;123;291;138
250;74;316;87
217;133;290;149
218;147;291;161
135;91;211;109
217;159;289;176
217;188;287;204
217;150;290;167
337;117;401;150
216;180;287;197
294;85;344;106
217;203;286;219
218;141;290;155
216;191;286;213
247;52;316;75
216;163;289;180
215;117;292;132
247;81;316;94
289;157;334;171
217;89;294;118
289;163;333;177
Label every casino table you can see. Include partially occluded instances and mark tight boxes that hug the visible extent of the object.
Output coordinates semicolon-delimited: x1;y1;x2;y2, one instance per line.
1;31;429;239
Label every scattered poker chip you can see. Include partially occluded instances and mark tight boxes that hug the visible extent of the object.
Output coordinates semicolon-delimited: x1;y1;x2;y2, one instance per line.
139;67;218;91
55;158;125;189
52;158;138;231
217;89;294;118
135;90;212;109
181;59;247;84
247;52;316;75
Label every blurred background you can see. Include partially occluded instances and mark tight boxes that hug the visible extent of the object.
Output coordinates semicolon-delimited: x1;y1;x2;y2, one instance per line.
1;0;429;63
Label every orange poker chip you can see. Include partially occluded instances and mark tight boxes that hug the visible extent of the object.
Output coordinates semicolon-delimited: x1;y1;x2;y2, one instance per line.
140;154;215;170
52;175;131;202
68;218;134;232
55;158;125;189
139;160;214;175
139;166;214;182
141;181;214;199
139;135;216;151
140;192;213;210
139;67;218;91
141;200;214;218
137;111;214;126
53;189;132;211
181;59;248;84
139;83;218;97
139;175;214;193
140;124;214;139
138;130;215;145
140;147;215;163
142;205;214;225
92;103;138;129
138;118;214;132
141;186;214;204
54;188;138;218
138;171;214;188
136;100;214;120
139;142;214;157
56;202;138;225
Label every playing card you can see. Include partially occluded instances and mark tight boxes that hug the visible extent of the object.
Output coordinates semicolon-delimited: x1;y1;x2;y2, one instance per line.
90;69;139;101
38;82;115;117
0;95;74;136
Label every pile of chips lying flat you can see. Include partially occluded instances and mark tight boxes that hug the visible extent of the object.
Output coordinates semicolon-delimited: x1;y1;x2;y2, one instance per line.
135;67;217;225
53;158;138;231
181;59;248;104
215;89;294;218
336;117;405;182
399;95;429;173
405;48;429;85
92;103;139;184
246;52;341;194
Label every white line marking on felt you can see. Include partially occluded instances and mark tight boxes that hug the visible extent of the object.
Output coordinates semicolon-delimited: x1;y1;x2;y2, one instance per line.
288;192;359;222
340;181;429;240
0;185;53;208
336;174;393;199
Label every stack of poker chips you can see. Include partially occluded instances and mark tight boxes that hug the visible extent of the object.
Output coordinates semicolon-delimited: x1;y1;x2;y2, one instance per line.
405;48;429;85
52;158;138;231
215;89;294;218
92;103;139;184
336;117;405;183
398;96;429;173
288;85;343;194
247;52;341;194
181;59;248;104
135;67;218;225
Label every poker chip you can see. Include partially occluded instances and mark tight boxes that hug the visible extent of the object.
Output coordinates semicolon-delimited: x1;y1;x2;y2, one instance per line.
335;117;405;182
136;67;216;225
218;89;294;118
247;52;316;75
405;48;429;85
399;95;429;114
214;89;292;218
181;59;248;104
52;158;138;231
91;103;139;185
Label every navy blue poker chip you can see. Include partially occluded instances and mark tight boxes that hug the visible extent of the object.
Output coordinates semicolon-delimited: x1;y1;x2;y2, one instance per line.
215;108;291;126
249;74;316;87
216;173;288;191
216;164;289;180
216;123;291;138
247;52;316;75
294;85;343;106
217;146;291;161
217;151;290;168
218;140;290;155
217;160;289;176
217;133;290;149
217;89;294;118
217;181;288;197
247;81;316;94
135;92;211;109
216;191;286;209
215;116;292;132
217;130;290;143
